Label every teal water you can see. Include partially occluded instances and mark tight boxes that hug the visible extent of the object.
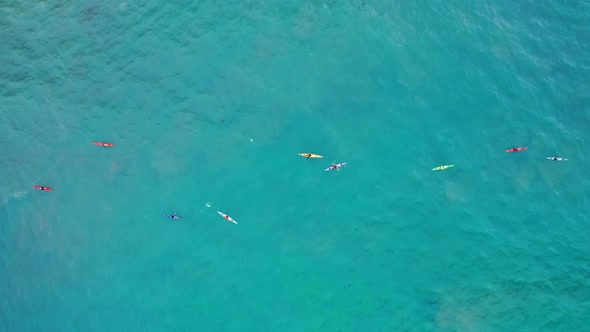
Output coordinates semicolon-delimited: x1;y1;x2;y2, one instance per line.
1;1;590;331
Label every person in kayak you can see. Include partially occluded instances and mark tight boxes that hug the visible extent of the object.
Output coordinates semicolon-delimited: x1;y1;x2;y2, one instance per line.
325;162;347;171
163;213;184;220
506;147;528;153
33;185;53;191
91;142;115;147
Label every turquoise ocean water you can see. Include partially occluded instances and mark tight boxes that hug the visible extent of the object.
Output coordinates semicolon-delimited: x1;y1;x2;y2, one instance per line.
1;1;590;331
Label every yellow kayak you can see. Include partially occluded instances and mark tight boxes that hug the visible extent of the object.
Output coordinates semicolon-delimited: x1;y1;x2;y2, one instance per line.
298;153;323;159
432;165;454;171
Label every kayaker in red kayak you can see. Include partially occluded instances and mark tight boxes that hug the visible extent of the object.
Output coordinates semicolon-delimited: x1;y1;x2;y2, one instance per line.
91;142;115;147
505;147;528;153
33;186;53;191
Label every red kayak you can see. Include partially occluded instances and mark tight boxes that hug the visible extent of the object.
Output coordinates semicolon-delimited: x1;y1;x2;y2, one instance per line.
91;142;115;147
33;185;53;191
505;147;528;153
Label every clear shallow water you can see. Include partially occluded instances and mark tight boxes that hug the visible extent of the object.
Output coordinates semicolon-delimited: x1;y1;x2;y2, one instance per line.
1;1;589;331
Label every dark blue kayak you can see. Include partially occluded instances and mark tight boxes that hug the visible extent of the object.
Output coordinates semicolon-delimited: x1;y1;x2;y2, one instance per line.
163;213;184;220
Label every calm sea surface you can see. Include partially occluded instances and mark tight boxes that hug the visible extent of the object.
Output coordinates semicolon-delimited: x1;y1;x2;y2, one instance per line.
1;1;589;331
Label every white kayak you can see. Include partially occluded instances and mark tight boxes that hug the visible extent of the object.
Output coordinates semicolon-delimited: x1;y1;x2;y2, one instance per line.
546;157;568;161
217;211;238;224
325;162;347;171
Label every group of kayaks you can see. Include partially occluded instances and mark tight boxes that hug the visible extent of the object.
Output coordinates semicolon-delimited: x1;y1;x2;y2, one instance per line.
30;144;569;224
297;148;568;174
298;152;347;172
32;141;239;225
34;149;345;223
31;142;115;191
504;146;566;161
163;211;238;224
165;147;569;221
431;146;568;171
